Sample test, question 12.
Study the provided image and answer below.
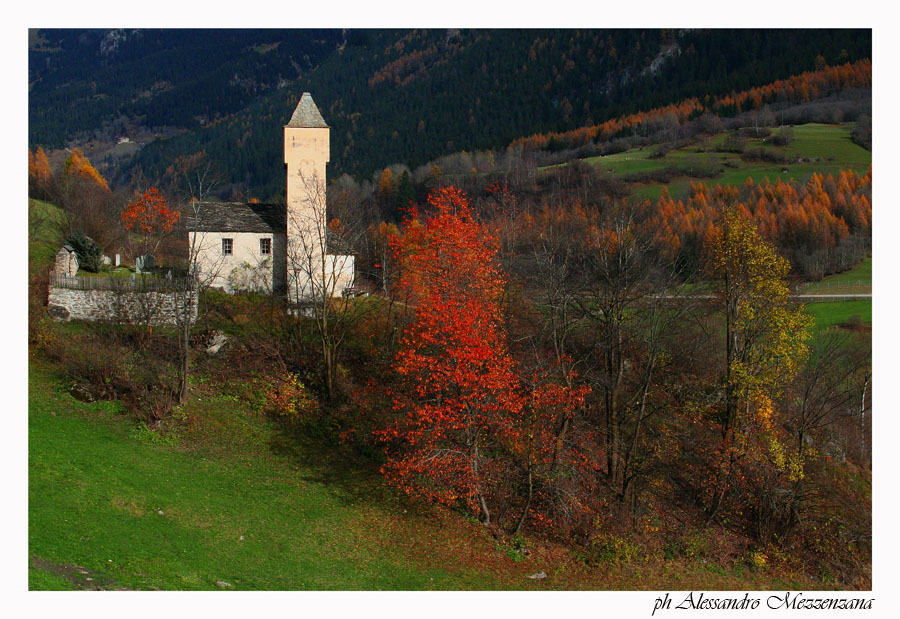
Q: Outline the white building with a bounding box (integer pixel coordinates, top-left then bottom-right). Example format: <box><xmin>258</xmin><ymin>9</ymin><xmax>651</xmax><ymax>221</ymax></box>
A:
<box><xmin>186</xmin><ymin>93</ymin><xmax>355</xmax><ymax>301</ymax></box>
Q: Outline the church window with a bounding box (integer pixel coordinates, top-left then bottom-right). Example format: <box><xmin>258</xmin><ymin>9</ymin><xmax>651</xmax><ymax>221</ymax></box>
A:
<box><xmin>222</xmin><ymin>238</ymin><xmax>233</xmax><ymax>255</ymax></box>
<box><xmin>260</xmin><ymin>238</ymin><xmax>271</xmax><ymax>255</ymax></box>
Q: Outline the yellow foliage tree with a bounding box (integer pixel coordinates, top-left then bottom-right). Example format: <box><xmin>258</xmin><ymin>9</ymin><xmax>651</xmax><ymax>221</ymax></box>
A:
<box><xmin>703</xmin><ymin>206</ymin><xmax>812</xmax><ymax>522</ymax></box>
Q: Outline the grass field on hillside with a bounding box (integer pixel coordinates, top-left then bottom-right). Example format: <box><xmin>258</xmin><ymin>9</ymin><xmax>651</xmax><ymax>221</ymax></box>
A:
<box><xmin>28</xmin><ymin>362</ymin><xmax>513</xmax><ymax>591</ymax></box>
<box><xmin>801</xmin><ymin>257</ymin><xmax>871</xmax><ymax>295</ymax></box>
<box><xmin>28</xmin><ymin>199</ymin><xmax>67</xmax><ymax>267</ymax></box>
<box><xmin>803</xmin><ymin>299</ymin><xmax>872</xmax><ymax>334</ymax></box>
<box><xmin>576</xmin><ymin>123</ymin><xmax>871</xmax><ymax>201</ymax></box>
<box><xmin>29</xmin><ymin>358</ymin><xmax>825</xmax><ymax>591</ymax></box>
<box><xmin>799</xmin><ymin>257</ymin><xmax>872</xmax><ymax>334</ymax></box>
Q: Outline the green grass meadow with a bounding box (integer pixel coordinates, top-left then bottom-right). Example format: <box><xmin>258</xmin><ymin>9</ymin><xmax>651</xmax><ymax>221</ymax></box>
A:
<box><xmin>28</xmin><ymin>198</ymin><xmax>67</xmax><ymax>266</ymax></box>
<box><xmin>28</xmin><ymin>362</ymin><xmax>511</xmax><ymax>591</ymax></box>
<box><xmin>803</xmin><ymin>299</ymin><xmax>872</xmax><ymax>335</ymax></box>
<box><xmin>577</xmin><ymin>123</ymin><xmax>871</xmax><ymax>202</ymax></box>
<box><xmin>801</xmin><ymin>257</ymin><xmax>871</xmax><ymax>295</ymax></box>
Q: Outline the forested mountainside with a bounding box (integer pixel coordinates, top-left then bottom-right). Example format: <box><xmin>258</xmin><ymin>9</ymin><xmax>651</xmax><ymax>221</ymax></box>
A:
<box><xmin>28</xmin><ymin>29</ymin><xmax>345</xmax><ymax>147</ymax></box>
<box><xmin>29</xmin><ymin>28</ymin><xmax>870</xmax><ymax>199</ymax></box>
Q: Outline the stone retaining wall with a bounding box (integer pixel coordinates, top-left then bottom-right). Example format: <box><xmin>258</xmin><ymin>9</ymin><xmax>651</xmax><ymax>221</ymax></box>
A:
<box><xmin>47</xmin><ymin>286</ymin><xmax>198</xmax><ymax>326</ymax></box>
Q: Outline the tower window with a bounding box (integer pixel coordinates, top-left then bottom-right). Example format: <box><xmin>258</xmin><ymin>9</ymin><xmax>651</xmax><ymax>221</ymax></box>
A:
<box><xmin>260</xmin><ymin>238</ymin><xmax>271</xmax><ymax>255</ymax></box>
<box><xmin>222</xmin><ymin>238</ymin><xmax>233</xmax><ymax>255</ymax></box>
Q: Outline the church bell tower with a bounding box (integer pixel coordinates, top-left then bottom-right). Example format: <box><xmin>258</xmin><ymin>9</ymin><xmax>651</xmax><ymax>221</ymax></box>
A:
<box><xmin>283</xmin><ymin>92</ymin><xmax>330</xmax><ymax>300</ymax></box>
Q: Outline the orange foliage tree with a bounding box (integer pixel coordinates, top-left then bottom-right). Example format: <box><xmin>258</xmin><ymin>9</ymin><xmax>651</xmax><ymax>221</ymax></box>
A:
<box><xmin>28</xmin><ymin>147</ymin><xmax>53</xmax><ymax>198</ymax></box>
<box><xmin>642</xmin><ymin>169</ymin><xmax>871</xmax><ymax>277</ymax></box>
<box><xmin>121</xmin><ymin>187</ymin><xmax>181</xmax><ymax>259</ymax></box>
<box><xmin>378</xmin><ymin>187</ymin><xmax>523</xmax><ymax>525</ymax></box>
<box><xmin>63</xmin><ymin>148</ymin><xmax>110</xmax><ymax>192</ymax></box>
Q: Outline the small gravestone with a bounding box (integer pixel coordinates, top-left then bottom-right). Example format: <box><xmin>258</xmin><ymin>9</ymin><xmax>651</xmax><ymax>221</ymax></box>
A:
<box><xmin>115</xmin><ymin>254</ymin><xmax>121</xmax><ymax>267</ymax></box>
<box><xmin>135</xmin><ymin>255</ymin><xmax>155</xmax><ymax>273</ymax></box>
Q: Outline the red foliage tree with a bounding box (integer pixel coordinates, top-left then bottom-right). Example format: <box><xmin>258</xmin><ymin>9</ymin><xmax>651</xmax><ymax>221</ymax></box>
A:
<box><xmin>378</xmin><ymin>187</ymin><xmax>523</xmax><ymax>525</ymax></box>
<box><xmin>121</xmin><ymin>187</ymin><xmax>180</xmax><ymax>259</ymax></box>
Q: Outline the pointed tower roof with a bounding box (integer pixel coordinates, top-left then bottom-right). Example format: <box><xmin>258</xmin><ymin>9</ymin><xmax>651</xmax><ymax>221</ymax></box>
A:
<box><xmin>285</xmin><ymin>92</ymin><xmax>328</xmax><ymax>128</ymax></box>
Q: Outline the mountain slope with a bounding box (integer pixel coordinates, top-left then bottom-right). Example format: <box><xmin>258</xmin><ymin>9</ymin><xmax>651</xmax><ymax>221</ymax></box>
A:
<box><xmin>29</xmin><ymin>28</ymin><xmax>871</xmax><ymax>198</ymax></box>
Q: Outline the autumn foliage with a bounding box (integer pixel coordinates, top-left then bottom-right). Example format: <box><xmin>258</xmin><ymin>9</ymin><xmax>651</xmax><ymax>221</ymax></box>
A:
<box><xmin>511</xmin><ymin>60</ymin><xmax>871</xmax><ymax>152</ymax></box>
<box><xmin>122</xmin><ymin>187</ymin><xmax>180</xmax><ymax>236</ymax></box>
<box><xmin>122</xmin><ymin>187</ymin><xmax>181</xmax><ymax>259</ymax></box>
<box><xmin>379</xmin><ymin>187</ymin><xmax>521</xmax><ymax>522</ymax></box>
<box><xmin>63</xmin><ymin>148</ymin><xmax>110</xmax><ymax>192</ymax></box>
<box><xmin>700</xmin><ymin>206</ymin><xmax>813</xmax><ymax>524</ymax></box>
<box><xmin>379</xmin><ymin>187</ymin><xmax>588</xmax><ymax>528</ymax></box>
<box><xmin>28</xmin><ymin>147</ymin><xmax>53</xmax><ymax>198</ymax></box>
<box><xmin>645</xmin><ymin>169</ymin><xmax>872</xmax><ymax>276</ymax></box>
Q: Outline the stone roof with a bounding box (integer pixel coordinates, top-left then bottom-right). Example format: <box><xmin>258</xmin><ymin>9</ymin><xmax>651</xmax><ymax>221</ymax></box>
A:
<box><xmin>285</xmin><ymin>92</ymin><xmax>328</xmax><ymax>129</ymax></box>
<box><xmin>185</xmin><ymin>201</ymin><xmax>354</xmax><ymax>255</ymax></box>
<box><xmin>186</xmin><ymin>202</ymin><xmax>286</xmax><ymax>233</ymax></box>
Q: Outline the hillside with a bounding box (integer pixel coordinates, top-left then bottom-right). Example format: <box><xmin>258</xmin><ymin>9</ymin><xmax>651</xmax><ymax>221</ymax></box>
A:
<box><xmin>29</xmin><ymin>28</ymin><xmax>871</xmax><ymax>198</ymax></box>
<box><xmin>27</xmin><ymin>28</ymin><xmax>873</xmax><ymax>594</ymax></box>
<box><xmin>31</xmin><ymin>358</ymin><xmax>832</xmax><ymax>591</ymax></box>
<box><xmin>27</xmin><ymin>193</ymin><xmax>872</xmax><ymax>590</ymax></box>
<box><xmin>571</xmin><ymin>122</ymin><xmax>872</xmax><ymax>201</ymax></box>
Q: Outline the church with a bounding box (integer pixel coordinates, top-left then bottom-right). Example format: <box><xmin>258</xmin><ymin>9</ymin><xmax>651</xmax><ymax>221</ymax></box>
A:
<box><xmin>186</xmin><ymin>93</ymin><xmax>355</xmax><ymax>302</ymax></box>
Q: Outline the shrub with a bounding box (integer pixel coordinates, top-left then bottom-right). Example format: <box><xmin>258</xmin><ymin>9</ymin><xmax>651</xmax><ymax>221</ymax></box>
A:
<box><xmin>28</xmin><ymin>270</ymin><xmax>56</xmax><ymax>351</ymax></box>
<box><xmin>771</xmin><ymin>126</ymin><xmax>794</xmax><ymax>147</ymax></box>
<box><xmin>261</xmin><ymin>372</ymin><xmax>320</xmax><ymax>422</ymax></box>
<box><xmin>838</xmin><ymin>314</ymin><xmax>864</xmax><ymax>331</ymax></box>
<box><xmin>747</xmin><ymin>549</ymin><xmax>768</xmax><ymax>571</ymax></box>
<box><xmin>65</xmin><ymin>231</ymin><xmax>104</xmax><ymax>273</ymax></box>
<box><xmin>585</xmin><ymin>533</ymin><xmax>642</xmax><ymax>565</ymax></box>
<box><xmin>662</xmin><ymin>529</ymin><xmax>711</xmax><ymax>560</ymax></box>
<box><xmin>718</xmin><ymin>133</ymin><xmax>747</xmax><ymax>154</ymax></box>
<box><xmin>740</xmin><ymin>147</ymin><xmax>787</xmax><ymax>164</ymax></box>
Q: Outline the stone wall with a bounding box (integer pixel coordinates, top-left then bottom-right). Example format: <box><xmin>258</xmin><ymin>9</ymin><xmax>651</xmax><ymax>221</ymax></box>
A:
<box><xmin>47</xmin><ymin>286</ymin><xmax>198</xmax><ymax>327</ymax></box>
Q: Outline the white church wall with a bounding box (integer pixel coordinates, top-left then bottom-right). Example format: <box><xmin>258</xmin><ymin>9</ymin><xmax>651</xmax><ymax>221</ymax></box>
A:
<box><xmin>190</xmin><ymin>231</ymin><xmax>285</xmax><ymax>293</ymax></box>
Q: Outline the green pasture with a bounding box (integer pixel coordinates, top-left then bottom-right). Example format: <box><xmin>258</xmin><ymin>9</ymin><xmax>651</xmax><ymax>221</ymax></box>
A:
<box><xmin>28</xmin><ymin>199</ymin><xmax>67</xmax><ymax>267</ymax></box>
<box><xmin>28</xmin><ymin>362</ymin><xmax>510</xmax><ymax>591</ymax></box>
<box><xmin>802</xmin><ymin>299</ymin><xmax>871</xmax><ymax>334</ymax></box>
<box><xmin>584</xmin><ymin>123</ymin><xmax>871</xmax><ymax>202</ymax></box>
<box><xmin>800</xmin><ymin>257</ymin><xmax>871</xmax><ymax>295</ymax></box>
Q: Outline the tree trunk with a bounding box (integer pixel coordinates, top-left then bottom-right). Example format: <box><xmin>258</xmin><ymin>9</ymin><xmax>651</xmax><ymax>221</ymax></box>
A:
<box><xmin>514</xmin><ymin>468</ymin><xmax>533</xmax><ymax>536</ymax></box>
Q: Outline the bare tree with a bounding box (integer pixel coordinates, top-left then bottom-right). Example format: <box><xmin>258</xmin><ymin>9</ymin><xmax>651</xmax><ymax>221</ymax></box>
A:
<box><xmin>168</xmin><ymin>156</ymin><xmax>223</xmax><ymax>405</ymax></box>
<box><xmin>286</xmin><ymin>172</ymin><xmax>369</xmax><ymax>400</ymax></box>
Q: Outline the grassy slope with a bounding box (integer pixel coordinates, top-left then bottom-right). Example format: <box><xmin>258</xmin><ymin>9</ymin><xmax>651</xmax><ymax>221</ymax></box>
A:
<box><xmin>798</xmin><ymin>258</ymin><xmax>872</xmax><ymax>334</ymax></box>
<box><xmin>28</xmin><ymin>362</ymin><xmax>513</xmax><ymax>590</ymax></box>
<box><xmin>29</xmin><ymin>359</ymin><xmax>824</xmax><ymax>591</ymax></box>
<box><xmin>28</xmin><ymin>198</ymin><xmax>67</xmax><ymax>267</ymax></box>
<box><xmin>804</xmin><ymin>300</ymin><xmax>872</xmax><ymax>335</ymax></box>
<box><xmin>801</xmin><ymin>257</ymin><xmax>871</xmax><ymax>295</ymax></box>
<box><xmin>579</xmin><ymin>123</ymin><xmax>871</xmax><ymax>201</ymax></box>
